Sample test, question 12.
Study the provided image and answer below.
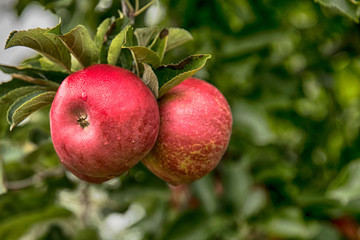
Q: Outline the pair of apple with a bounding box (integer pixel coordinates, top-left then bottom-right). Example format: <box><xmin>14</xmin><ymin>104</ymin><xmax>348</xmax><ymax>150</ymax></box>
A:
<box><xmin>50</xmin><ymin>64</ymin><xmax>232</xmax><ymax>185</ymax></box>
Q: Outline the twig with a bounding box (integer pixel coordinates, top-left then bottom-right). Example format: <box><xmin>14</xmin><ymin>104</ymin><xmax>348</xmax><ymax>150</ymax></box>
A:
<box><xmin>135</xmin><ymin>0</ymin><xmax>139</xmax><ymax>12</ymax></box>
<box><xmin>134</xmin><ymin>0</ymin><xmax>156</xmax><ymax>17</ymax></box>
<box><xmin>5</xmin><ymin>167</ymin><xmax>64</xmax><ymax>190</ymax></box>
<box><xmin>12</xmin><ymin>73</ymin><xmax>59</xmax><ymax>90</ymax></box>
<box><xmin>81</xmin><ymin>183</ymin><xmax>90</xmax><ymax>226</ymax></box>
<box><xmin>124</xmin><ymin>0</ymin><xmax>134</xmax><ymax>12</ymax></box>
<box><xmin>121</xmin><ymin>0</ymin><xmax>135</xmax><ymax>23</ymax></box>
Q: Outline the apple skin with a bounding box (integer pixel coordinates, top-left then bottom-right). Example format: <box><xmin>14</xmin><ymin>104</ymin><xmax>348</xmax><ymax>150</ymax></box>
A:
<box><xmin>50</xmin><ymin>64</ymin><xmax>159</xmax><ymax>183</ymax></box>
<box><xmin>142</xmin><ymin>77</ymin><xmax>232</xmax><ymax>185</ymax></box>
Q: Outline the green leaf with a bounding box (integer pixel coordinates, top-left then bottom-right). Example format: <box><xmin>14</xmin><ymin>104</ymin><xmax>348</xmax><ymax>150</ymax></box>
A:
<box><xmin>94</xmin><ymin>18</ymin><xmax>111</xmax><ymax>47</ymax></box>
<box><xmin>0</xmin><ymin>160</ymin><xmax>7</xmax><ymax>195</ymax></box>
<box><xmin>134</xmin><ymin>26</ymin><xmax>160</xmax><ymax>47</ymax></box>
<box><xmin>314</xmin><ymin>0</ymin><xmax>360</xmax><ymax>23</ymax></box>
<box><xmin>7</xmin><ymin>90</ymin><xmax>56</xmax><ymax>130</ymax></box>
<box><xmin>242</xmin><ymin>188</ymin><xmax>267</xmax><ymax>218</ymax></box>
<box><xmin>10</xmin><ymin>74</ymin><xmax>59</xmax><ymax>89</ymax></box>
<box><xmin>191</xmin><ymin>175</ymin><xmax>217</xmax><ymax>215</ymax></box>
<box><xmin>142</xmin><ymin>63</ymin><xmax>159</xmax><ymax>98</ymax></box>
<box><xmin>315</xmin><ymin>224</ymin><xmax>342</xmax><ymax>240</ymax></box>
<box><xmin>166</xmin><ymin>28</ymin><xmax>193</xmax><ymax>52</ymax></box>
<box><xmin>262</xmin><ymin>208</ymin><xmax>319</xmax><ymax>239</ymax></box>
<box><xmin>5</xmin><ymin>27</ymin><xmax>71</xmax><ymax>72</ymax></box>
<box><xmin>155</xmin><ymin>54</ymin><xmax>211</xmax><ymax>98</ymax></box>
<box><xmin>162</xmin><ymin>212</ymin><xmax>231</xmax><ymax>240</ymax></box>
<box><xmin>124</xmin><ymin>46</ymin><xmax>161</xmax><ymax>68</ymax></box>
<box><xmin>327</xmin><ymin>158</ymin><xmax>360</xmax><ymax>204</ymax></box>
<box><xmin>0</xmin><ymin>78</ymin><xmax>34</xmax><ymax>100</ymax></box>
<box><xmin>0</xmin><ymin>86</ymin><xmax>47</xmax><ymax>104</ymax></box>
<box><xmin>118</xmin><ymin>48</ymin><xmax>135</xmax><ymax>71</ymax></box>
<box><xmin>0</xmin><ymin>206</ymin><xmax>72</xmax><ymax>240</ymax></box>
<box><xmin>122</xmin><ymin>24</ymin><xmax>135</xmax><ymax>47</ymax></box>
<box><xmin>73</xmin><ymin>227</ymin><xmax>99</xmax><ymax>240</ymax></box>
<box><xmin>0</xmin><ymin>64</ymin><xmax>68</xmax><ymax>84</ymax></box>
<box><xmin>21</xmin><ymin>55</ymin><xmax>43</xmax><ymax>69</ymax></box>
<box><xmin>14</xmin><ymin>0</ymin><xmax>31</xmax><ymax>15</ymax></box>
<box><xmin>107</xmin><ymin>25</ymin><xmax>132</xmax><ymax>65</ymax></box>
<box><xmin>150</xmin><ymin>28</ymin><xmax>169</xmax><ymax>62</ymax></box>
<box><xmin>57</xmin><ymin>25</ymin><xmax>99</xmax><ymax>68</ymax></box>
<box><xmin>21</xmin><ymin>55</ymin><xmax>68</xmax><ymax>72</ymax></box>
<box><xmin>100</xmin><ymin>17</ymin><xmax>131</xmax><ymax>64</ymax></box>
<box><xmin>46</xmin><ymin>20</ymin><xmax>62</xmax><ymax>35</ymax></box>
<box><xmin>263</xmin><ymin>217</ymin><xmax>319</xmax><ymax>239</ymax></box>
<box><xmin>221</xmin><ymin>160</ymin><xmax>252</xmax><ymax>216</ymax></box>
<box><xmin>121</xmin><ymin>27</ymin><xmax>162</xmax><ymax>68</ymax></box>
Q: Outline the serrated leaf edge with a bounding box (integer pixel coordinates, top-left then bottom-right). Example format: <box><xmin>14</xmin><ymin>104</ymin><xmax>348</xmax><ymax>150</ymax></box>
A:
<box><xmin>95</xmin><ymin>18</ymin><xmax>111</xmax><ymax>47</ymax></box>
<box><xmin>0</xmin><ymin>86</ymin><xmax>47</xmax><ymax>103</ymax></box>
<box><xmin>314</xmin><ymin>0</ymin><xmax>359</xmax><ymax>23</ymax></box>
<box><xmin>107</xmin><ymin>25</ymin><xmax>132</xmax><ymax>65</ymax></box>
<box><xmin>58</xmin><ymin>25</ymin><xmax>99</xmax><ymax>68</ymax></box>
<box><xmin>7</xmin><ymin>90</ymin><xmax>56</xmax><ymax>130</ymax></box>
<box><xmin>166</xmin><ymin>27</ymin><xmax>194</xmax><ymax>52</ymax></box>
<box><xmin>4</xmin><ymin>30</ymin><xmax>18</xmax><ymax>49</ymax></box>
<box><xmin>134</xmin><ymin>26</ymin><xmax>161</xmax><ymax>47</ymax></box>
<box><xmin>149</xmin><ymin>28</ymin><xmax>169</xmax><ymax>62</ymax></box>
<box><xmin>5</xmin><ymin>28</ymin><xmax>72</xmax><ymax>73</ymax></box>
<box><xmin>157</xmin><ymin>54</ymin><xmax>211</xmax><ymax>98</ymax></box>
<box><xmin>142</xmin><ymin>63</ymin><xmax>159</xmax><ymax>98</ymax></box>
<box><xmin>124</xmin><ymin>46</ymin><xmax>161</xmax><ymax>68</ymax></box>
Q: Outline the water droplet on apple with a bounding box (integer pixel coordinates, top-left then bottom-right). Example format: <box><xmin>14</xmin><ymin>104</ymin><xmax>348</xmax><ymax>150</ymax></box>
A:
<box><xmin>81</xmin><ymin>91</ymin><xmax>87</xmax><ymax>101</ymax></box>
<box><xmin>104</xmin><ymin>141</ymin><xmax>109</xmax><ymax>145</ymax></box>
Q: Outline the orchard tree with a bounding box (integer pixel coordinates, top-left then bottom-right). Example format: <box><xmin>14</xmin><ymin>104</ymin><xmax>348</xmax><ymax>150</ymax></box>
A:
<box><xmin>1</xmin><ymin>0</ymin><xmax>360</xmax><ymax>240</ymax></box>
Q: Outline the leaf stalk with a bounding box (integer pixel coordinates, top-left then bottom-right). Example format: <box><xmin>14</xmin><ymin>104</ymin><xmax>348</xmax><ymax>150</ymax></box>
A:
<box><xmin>11</xmin><ymin>73</ymin><xmax>59</xmax><ymax>90</ymax></box>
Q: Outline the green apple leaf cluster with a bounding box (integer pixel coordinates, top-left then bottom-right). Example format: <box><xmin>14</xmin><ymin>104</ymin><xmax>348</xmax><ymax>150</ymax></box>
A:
<box><xmin>0</xmin><ymin>9</ymin><xmax>211</xmax><ymax>130</ymax></box>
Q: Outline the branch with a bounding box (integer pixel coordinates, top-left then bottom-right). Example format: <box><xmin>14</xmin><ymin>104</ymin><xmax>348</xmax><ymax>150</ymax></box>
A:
<box><xmin>134</xmin><ymin>0</ymin><xmax>156</xmax><ymax>17</ymax></box>
<box><xmin>349</xmin><ymin>0</ymin><xmax>360</xmax><ymax>5</ymax></box>
<box><xmin>80</xmin><ymin>183</ymin><xmax>90</xmax><ymax>226</ymax></box>
<box><xmin>5</xmin><ymin>166</ymin><xmax>64</xmax><ymax>190</ymax></box>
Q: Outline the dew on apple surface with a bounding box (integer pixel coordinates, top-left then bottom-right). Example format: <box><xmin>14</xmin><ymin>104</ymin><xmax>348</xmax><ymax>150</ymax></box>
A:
<box><xmin>81</xmin><ymin>91</ymin><xmax>87</xmax><ymax>101</ymax></box>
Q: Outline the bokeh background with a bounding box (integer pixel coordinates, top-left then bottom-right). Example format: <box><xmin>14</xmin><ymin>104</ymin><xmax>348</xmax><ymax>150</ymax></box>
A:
<box><xmin>1</xmin><ymin>0</ymin><xmax>360</xmax><ymax>239</ymax></box>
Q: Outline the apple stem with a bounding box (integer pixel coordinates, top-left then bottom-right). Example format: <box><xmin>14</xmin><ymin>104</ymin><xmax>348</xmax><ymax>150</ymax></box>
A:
<box><xmin>77</xmin><ymin>114</ymin><xmax>89</xmax><ymax>128</ymax></box>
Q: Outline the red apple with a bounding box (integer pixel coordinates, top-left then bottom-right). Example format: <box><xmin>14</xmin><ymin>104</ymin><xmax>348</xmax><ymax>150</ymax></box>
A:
<box><xmin>142</xmin><ymin>77</ymin><xmax>232</xmax><ymax>185</ymax></box>
<box><xmin>50</xmin><ymin>64</ymin><xmax>160</xmax><ymax>183</ymax></box>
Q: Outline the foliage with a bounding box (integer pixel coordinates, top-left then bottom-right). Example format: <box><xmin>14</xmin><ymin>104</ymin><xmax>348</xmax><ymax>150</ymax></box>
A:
<box><xmin>1</xmin><ymin>7</ymin><xmax>208</xmax><ymax>129</ymax></box>
<box><xmin>2</xmin><ymin>0</ymin><xmax>360</xmax><ymax>239</ymax></box>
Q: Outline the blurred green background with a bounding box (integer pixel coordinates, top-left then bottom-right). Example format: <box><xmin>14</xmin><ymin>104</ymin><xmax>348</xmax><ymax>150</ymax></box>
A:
<box><xmin>2</xmin><ymin>0</ymin><xmax>360</xmax><ymax>239</ymax></box>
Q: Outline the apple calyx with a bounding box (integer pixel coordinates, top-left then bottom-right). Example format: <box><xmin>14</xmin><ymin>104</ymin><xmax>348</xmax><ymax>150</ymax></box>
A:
<box><xmin>50</xmin><ymin>64</ymin><xmax>160</xmax><ymax>183</ymax></box>
<box><xmin>77</xmin><ymin>114</ymin><xmax>89</xmax><ymax>129</ymax></box>
<box><xmin>1</xmin><ymin>5</ymin><xmax>213</xmax><ymax>130</ymax></box>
